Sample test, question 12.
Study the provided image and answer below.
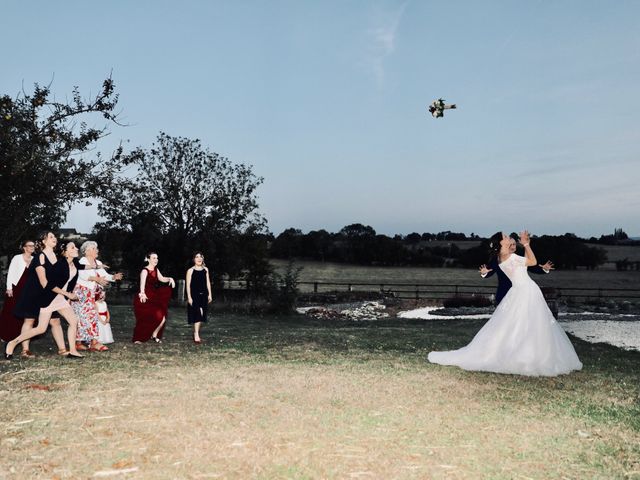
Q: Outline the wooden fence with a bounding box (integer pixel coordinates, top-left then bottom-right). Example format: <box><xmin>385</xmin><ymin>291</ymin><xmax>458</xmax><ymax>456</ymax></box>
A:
<box><xmin>222</xmin><ymin>279</ymin><xmax>640</xmax><ymax>302</ymax></box>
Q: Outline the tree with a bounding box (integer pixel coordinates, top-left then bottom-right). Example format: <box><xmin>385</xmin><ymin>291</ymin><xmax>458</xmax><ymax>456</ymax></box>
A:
<box><xmin>337</xmin><ymin>224</ymin><xmax>377</xmax><ymax>264</ymax></box>
<box><xmin>98</xmin><ymin>132</ymin><xmax>266</xmax><ymax>278</ymax></box>
<box><xmin>0</xmin><ymin>77</ymin><xmax>121</xmax><ymax>255</ymax></box>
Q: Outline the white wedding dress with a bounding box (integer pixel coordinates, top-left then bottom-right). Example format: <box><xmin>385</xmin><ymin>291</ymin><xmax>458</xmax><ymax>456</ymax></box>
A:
<box><xmin>428</xmin><ymin>253</ymin><xmax>583</xmax><ymax>376</ymax></box>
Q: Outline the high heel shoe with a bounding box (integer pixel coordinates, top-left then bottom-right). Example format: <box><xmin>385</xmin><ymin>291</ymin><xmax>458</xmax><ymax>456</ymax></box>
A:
<box><xmin>4</xmin><ymin>341</ymin><xmax>16</xmax><ymax>360</ymax></box>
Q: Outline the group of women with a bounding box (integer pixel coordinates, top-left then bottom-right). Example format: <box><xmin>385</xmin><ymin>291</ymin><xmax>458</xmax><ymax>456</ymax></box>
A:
<box><xmin>2</xmin><ymin>231</ymin><xmax>213</xmax><ymax>360</ymax></box>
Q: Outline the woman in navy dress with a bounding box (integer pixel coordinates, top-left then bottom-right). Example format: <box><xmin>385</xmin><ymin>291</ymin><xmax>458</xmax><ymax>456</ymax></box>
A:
<box><xmin>185</xmin><ymin>252</ymin><xmax>212</xmax><ymax>344</ymax></box>
<box><xmin>12</xmin><ymin>231</ymin><xmax>67</xmax><ymax>356</ymax></box>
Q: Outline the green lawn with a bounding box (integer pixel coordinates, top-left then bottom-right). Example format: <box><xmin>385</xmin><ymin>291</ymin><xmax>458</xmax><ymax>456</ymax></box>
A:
<box><xmin>1</xmin><ymin>306</ymin><xmax>639</xmax><ymax>479</ymax></box>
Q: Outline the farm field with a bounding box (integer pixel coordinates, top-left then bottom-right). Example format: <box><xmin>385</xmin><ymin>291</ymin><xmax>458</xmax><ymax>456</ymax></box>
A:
<box><xmin>271</xmin><ymin>259</ymin><xmax>640</xmax><ymax>291</ymax></box>
<box><xmin>0</xmin><ymin>307</ymin><xmax>639</xmax><ymax>479</ymax></box>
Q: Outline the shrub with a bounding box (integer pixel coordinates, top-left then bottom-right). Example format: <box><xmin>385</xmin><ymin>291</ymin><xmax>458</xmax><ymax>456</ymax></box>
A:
<box><xmin>442</xmin><ymin>295</ymin><xmax>493</xmax><ymax>308</ymax></box>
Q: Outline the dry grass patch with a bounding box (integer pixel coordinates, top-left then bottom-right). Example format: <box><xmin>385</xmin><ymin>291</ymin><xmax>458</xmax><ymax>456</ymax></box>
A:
<box><xmin>1</xmin><ymin>308</ymin><xmax>639</xmax><ymax>479</ymax></box>
<box><xmin>1</xmin><ymin>357</ymin><xmax>639</xmax><ymax>479</ymax></box>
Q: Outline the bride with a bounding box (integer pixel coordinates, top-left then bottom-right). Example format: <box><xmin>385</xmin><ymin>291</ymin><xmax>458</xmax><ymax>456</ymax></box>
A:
<box><xmin>428</xmin><ymin>231</ymin><xmax>582</xmax><ymax>376</ymax></box>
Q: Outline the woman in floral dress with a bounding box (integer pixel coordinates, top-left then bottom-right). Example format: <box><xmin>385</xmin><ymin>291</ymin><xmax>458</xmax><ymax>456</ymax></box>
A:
<box><xmin>72</xmin><ymin>241</ymin><xmax>123</xmax><ymax>352</ymax></box>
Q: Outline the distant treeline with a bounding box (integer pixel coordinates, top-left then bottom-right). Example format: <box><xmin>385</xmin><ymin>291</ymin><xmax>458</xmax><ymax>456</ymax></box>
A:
<box><xmin>269</xmin><ymin>224</ymin><xmax>618</xmax><ymax>269</ymax></box>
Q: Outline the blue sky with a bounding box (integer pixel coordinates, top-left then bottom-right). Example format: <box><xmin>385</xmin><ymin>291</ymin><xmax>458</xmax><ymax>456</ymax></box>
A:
<box><xmin>3</xmin><ymin>1</ymin><xmax>639</xmax><ymax>237</ymax></box>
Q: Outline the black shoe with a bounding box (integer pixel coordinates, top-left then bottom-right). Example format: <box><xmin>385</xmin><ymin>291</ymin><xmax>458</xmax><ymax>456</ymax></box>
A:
<box><xmin>66</xmin><ymin>353</ymin><xmax>84</xmax><ymax>359</ymax></box>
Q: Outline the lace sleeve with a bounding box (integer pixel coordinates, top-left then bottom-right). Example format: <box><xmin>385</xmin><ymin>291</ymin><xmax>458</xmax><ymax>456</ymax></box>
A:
<box><xmin>512</xmin><ymin>254</ymin><xmax>527</xmax><ymax>266</ymax></box>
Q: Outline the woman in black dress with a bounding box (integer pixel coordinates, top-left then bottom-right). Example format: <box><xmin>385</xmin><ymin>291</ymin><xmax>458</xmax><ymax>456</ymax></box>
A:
<box><xmin>185</xmin><ymin>252</ymin><xmax>212</xmax><ymax>344</ymax></box>
<box><xmin>12</xmin><ymin>231</ymin><xmax>67</xmax><ymax>356</ymax></box>
<box><xmin>6</xmin><ymin>240</ymin><xmax>86</xmax><ymax>359</ymax></box>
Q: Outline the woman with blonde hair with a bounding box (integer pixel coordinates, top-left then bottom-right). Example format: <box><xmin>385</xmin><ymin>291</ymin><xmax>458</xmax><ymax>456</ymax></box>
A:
<box><xmin>72</xmin><ymin>241</ymin><xmax>123</xmax><ymax>352</ymax></box>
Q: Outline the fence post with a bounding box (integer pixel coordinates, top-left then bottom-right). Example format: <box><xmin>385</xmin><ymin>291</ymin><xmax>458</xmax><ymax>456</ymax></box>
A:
<box><xmin>314</xmin><ymin>282</ymin><xmax>318</xmax><ymax>293</ymax></box>
<box><xmin>177</xmin><ymin>279</ymin><xmax>185</xmax><ymax>303</ymax></box>
<box><xmin>348</xmin><ymin>284</ymin><xmax>352</xmax><ymax>292</ymax></box>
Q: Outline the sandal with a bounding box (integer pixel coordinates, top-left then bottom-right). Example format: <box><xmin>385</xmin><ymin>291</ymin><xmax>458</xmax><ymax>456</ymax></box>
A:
<box><xmin>20</xmin><ymin>350</ymin><xmax>36</xmax><ymax>358</ymax></box>
<box><xmin>66</xmin><ymin>352</ymin><xmax>84</xmax><ymax>359</ymax></box>
<box><xmin>89</xmin><ymin>342</ymin><xmax>109</xmax><ymax>352</ymax></box>
<box><xmin>57</xmin><ymin>349</ymin><xmax>70</xmax><ymax>356</ymax></box>
<box><xmin>75</xmin><ymin>342</ymin><xmax>88</xmax><ymax>351</ymax></box>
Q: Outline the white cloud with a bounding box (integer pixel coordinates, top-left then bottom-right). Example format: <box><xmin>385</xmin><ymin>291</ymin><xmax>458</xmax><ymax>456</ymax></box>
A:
<box><xmin>362</xmin><ymin>2</ymin><xmax>408</xmax><ymax>87</ymax></box>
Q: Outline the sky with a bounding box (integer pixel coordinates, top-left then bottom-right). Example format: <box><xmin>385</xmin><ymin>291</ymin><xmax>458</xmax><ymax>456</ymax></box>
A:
<box><xmin>3</xmin><ymin>0</ymin><xmax>639</xmax><ymax>238</ymax></box>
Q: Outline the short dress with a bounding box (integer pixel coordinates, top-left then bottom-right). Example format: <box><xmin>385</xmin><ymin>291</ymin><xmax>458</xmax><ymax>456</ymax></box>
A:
<box><xmin>40</xmin><ymin>263</ymin><xmax>76</xmax><ymax>314</ymax></box>
<box><xmin>13</xmin><ymin>253</ymin><xmax>55</xmax><ymax>319</ymax></box>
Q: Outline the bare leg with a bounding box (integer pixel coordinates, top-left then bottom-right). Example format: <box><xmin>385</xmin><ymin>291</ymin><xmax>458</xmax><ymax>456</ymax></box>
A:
<box><xmin>194</xmin><ymin>321</ymin><xmax>202</xmax><ymax>342</ymax></box>
<box><xmin>19</xmin><ymin>318</ymin><xmax>35</xmax><ymax>352</ymax></box>
<box><xmin>50</xmin><ymin>317</ymin><xmax>67</xmax><ymax>352</ymax></box>
<box><xmin>57</xmin><ymin>308</ymin><xmax>83</xmax><ymax>356</ymax></box>
<box><xmin>152</xmin><ymin>317</ymin><xmax>166</xmax><ymax>339</ymax></box>
<box><xmin>5</xmin><ymin>312</ymin><xmax>53</xmax><ymax>356</ymax></box>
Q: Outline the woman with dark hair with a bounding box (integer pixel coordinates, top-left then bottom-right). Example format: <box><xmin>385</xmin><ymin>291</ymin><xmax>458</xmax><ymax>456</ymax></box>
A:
<box><xmin>479</xmin><ymin>233</ymin><xmax>553</xmax><ymax>306</ymax></box>
<box><xmin>0</xmin><ymin>240</ymin><xmax>35</xmax><ymax>350</ymax></box>
<box><xmin>428</xmin><ymin>230</ymin><xmax>582</xmax><ymax>377</ymax></box>
<box><xmin>5</xmin><ymin>240</ymin><xmax>87</xmax><ymax>359</ymax></box>
<box><xmin>185</xmin><ymin>252</ymin><xmax>212</xmax><ymax>344</ymax></box>
<box><xmin>11</xmin><ymin>231</ymin><xmax>67</xmax><ymax>357</ymax></box>
<box><xmin>132</xmin><ymin>252</ymin><xmax>175</xmax><ymax>344</ymax></box>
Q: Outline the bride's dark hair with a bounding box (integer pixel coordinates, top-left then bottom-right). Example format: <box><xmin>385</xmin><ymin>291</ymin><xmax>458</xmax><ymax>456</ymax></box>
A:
<box><xmin>488</xmin><ymin>231</ymin><xmax>503</xmax><ymax>262</ymax></box>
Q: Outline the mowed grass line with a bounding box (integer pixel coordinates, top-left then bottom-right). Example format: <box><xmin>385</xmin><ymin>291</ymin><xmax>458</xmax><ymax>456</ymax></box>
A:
<box><xmin>0</xmin><ymin>306</ymin><xmax>638</xmax><ymax>479</ymax></box>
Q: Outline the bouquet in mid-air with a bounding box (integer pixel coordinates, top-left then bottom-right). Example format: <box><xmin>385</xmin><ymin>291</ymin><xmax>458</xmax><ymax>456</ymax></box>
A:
<box><xmin>428</xmin><ymin>98</ymin><xmax>457</xmax><ymax>118</ymax></box>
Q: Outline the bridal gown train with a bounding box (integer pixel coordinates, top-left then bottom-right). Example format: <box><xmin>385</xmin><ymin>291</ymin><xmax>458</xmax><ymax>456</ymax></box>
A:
<box><xmin>428</xmin><ymin>253</ymin><xmax>582</xmax><ymax>376</ymax></box>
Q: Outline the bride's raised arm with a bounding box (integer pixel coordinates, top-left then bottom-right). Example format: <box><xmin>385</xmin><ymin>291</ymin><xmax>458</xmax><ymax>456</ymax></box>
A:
<box><xmin>519</xmin><ymin>230</ymin><xmax>537</xmax><ymax>267</ymax></box>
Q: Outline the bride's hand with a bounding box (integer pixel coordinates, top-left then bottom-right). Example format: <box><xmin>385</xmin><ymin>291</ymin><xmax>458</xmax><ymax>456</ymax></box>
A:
<box><xmin>519</xmin><ymin>230</ymin><xmax>531</xmax><ymax>246</ymax></box>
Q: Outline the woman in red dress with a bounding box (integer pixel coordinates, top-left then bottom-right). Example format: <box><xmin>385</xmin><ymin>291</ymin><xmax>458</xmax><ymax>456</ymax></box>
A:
<box><xmin>0</xmin><ymin>240</ymin><xmax>35</xmax><ymax>351</ymax></box>
<box><xmin>132</xmin><ymin>252</ymin><xmax>175</xmax><ymax>343</ymax></box>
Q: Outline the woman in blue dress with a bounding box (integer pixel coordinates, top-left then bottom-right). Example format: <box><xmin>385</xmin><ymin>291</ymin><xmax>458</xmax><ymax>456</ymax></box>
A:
<box><xmin>185</xmin><ymin>252</ymin><xmax>212</xmax><ymax>344</ymax></box>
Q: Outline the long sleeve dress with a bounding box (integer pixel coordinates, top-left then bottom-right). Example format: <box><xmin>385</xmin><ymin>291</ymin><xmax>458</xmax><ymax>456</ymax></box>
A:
<box><xmin>0</xmin><ymin>254</ymin><xmax>32</xmax><ymax>341</ymax></box>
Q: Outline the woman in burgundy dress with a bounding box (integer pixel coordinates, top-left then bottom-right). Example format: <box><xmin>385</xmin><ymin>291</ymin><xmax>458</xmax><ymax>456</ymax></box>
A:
<box><xmin>0</xmin><ymin>240</ymin><xmax>35</xmax><ymax>353</ymax></box>
<box><xmin>132</xmin><ymin>252</ymin><xmax>175</xmax><ymax>343</ymax></box>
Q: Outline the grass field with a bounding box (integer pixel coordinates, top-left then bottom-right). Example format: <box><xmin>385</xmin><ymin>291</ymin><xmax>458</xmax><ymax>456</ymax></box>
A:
<box><xmin>271</xmin><ymin>259</ymin><xmax>640</xmax><ymax>291</ymax></box>
<box><xmin>1</xmin><ymin>306</ymin><xmax>639</xmax><ymax>479</ymax></box>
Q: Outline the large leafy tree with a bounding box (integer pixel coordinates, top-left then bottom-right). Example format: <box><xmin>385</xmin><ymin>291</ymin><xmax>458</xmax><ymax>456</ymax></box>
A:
<box><xmin>98</xmin><ymin>132</ymin><xmax>267</xmax><ymax>280</ymax></box>
<box><xmin>0</xmin><ymin>77</ymin><xmax>121</xmax><ymax>255</ymax></box>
